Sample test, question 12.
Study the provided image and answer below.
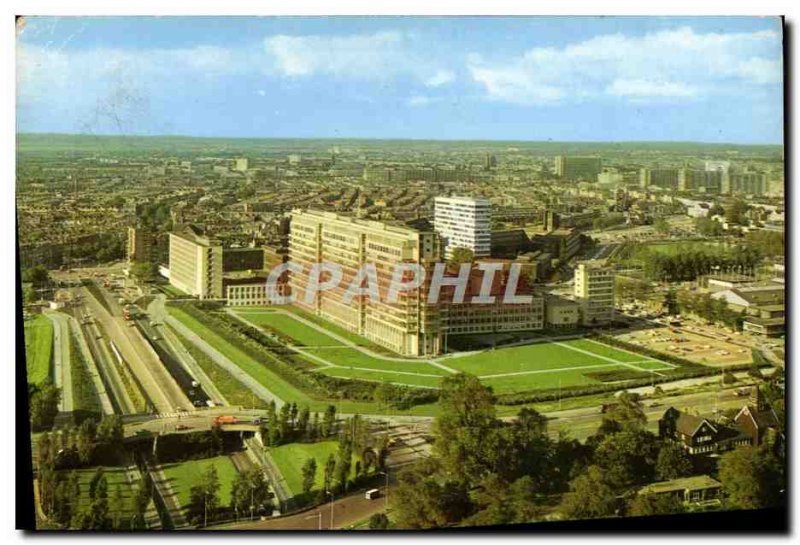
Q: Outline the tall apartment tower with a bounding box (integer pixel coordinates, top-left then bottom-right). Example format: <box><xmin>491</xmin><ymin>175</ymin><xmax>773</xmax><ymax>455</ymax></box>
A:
<box><xmin>433</xmin><ymin>196</ymin><xmax>491</xmax><ymax>260</ymax></box>
<box><xmin>574</xmin><ymin>261</ymin><xmax>615</xmax><ymax>326</ymax></box>
<box><xmin>127</xmin><ymin>226</ymin><xmax>156</xmax><ymax>264</ymax></box>
<box><xmin>289</xmin><ymin>210</ymin><xmax>443</xmax><ymax>356</ymax></box>
<box><xmin>168</xmin><ymin>225</ymin><xmax>223</xmax><ymax>299</ymax></box>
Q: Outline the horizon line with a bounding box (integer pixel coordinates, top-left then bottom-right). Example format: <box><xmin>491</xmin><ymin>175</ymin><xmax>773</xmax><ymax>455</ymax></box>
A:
<box><xmin>16</xmin><ymin>131</ymin><xmax>784</xmax><ymax>148</ymax></box>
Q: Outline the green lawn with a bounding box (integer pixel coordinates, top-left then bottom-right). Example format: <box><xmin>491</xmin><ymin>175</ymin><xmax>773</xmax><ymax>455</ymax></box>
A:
<box><xmin>161</xmin><ymin>456</ymin><xmax>239</xmax><ymax>510</ymax></box>
<box><xmin>169</xmin><ymin>307</ymin><xmax>316</xmax><ymax>405</ymax></box>
<box><xmin>165</xmin><ymin>324</ymin><xmax>272</xmax><ymax>410</ymax></box>
<box><xmin>60</xmin><ymin>466</ymin><xmax>137</xmax><ymax>521</ymax></box>
<box><xmin>270</xmin><ymin>441</ymin><xmax>358</xmax><ymax>497</ymax></box>
<box><xmin>24</xmin><ymin>314</ymin><xmax>53</xmax><ymax>385</ymax></box>
<box><xmin>237</xmin><ymin>312</ymin><xmax>345</xmax><ymax>347</ymax></box>
<box><xmin>318</xmin><ymin>366</ymin><xmax>444</xmax><ymax>388</ymax></box>
<box><xmin>444</xmin><ymin>340</ymin><xmax>612</xmax><ymax>375</ymax></box>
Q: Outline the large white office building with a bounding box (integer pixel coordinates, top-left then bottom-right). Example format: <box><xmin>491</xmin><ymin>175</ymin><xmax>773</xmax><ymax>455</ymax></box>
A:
<box><xmin>434</xmin><ymin>196</ymin><xmax>491</xmax><ymax>259</ymax></box>
<box><xmin>574</xmin><ymin>260</ymin><xmax>616</xmax><ymax>326</ymax></box>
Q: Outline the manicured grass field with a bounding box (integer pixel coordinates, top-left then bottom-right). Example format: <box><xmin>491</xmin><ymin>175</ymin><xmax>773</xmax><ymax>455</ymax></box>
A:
<box><xmin>59</xmin><ymin>466</ymin><xmax>137</xmax><ymax>519</ymax></box>
<box><xmin>237</xmin><ymin>312</ymin><xmax>345</xmax><ymax>347</ymax></box>
<box><xmin>302</xmin><ymin>347</ymin><xmax>450</xmax><ymax>375</ymax></box>
<box><xmin>169</xmin><ymin>307</ymin><xmax>317</xmax><ymax>405</ymax></box>
<box><xmin>270</xmin><ymin>441</ymin><xmax>358</xmax><ymax>497</ymax></box>
<box><xmin>318</xmin><ymin>366</ymin><xmax>444</xmax><ymax>389</ymax></box>
<box><xmin>161</xmin><ymin>456</ymin><xmax>239</xmax><ymax>510</ymax></box>
<box><xmin>24</xmin><ymin>314</ymin><xmax>53</xmax><ymax>385</ymax></box>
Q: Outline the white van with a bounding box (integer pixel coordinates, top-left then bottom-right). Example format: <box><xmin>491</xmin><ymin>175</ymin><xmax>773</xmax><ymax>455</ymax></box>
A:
<box><xmin>365</xmin><ymin>489</ymin><xmax>380</xmax><ymax>500</ymax></box>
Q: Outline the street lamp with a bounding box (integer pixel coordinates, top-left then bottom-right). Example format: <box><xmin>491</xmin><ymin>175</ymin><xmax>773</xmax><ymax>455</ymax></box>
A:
<box><xmin>325</xmin><ymin>489</ymin><xmax>334</xmax><ymax>529</ymax></box>
<box><xmin>378</xmin><ymin>470</ymin><xmax>389</xmax><ymax>512</ymax></box>
<box><xmin>305</xmin><ymin>511</ymin><xmax>322</xmax><ymax>530</ymax></box>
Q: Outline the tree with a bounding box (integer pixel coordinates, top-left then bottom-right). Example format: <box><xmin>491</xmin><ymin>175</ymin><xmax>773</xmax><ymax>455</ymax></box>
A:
<box><xmin>368</xmin><ymin>512</ymin><xmax>390</xmax><ymax>529</ymax></box>
<box><xmin>129</xmin><ymin>261</ymin><xmax>158</xmax><ymax>283</ymax></box>
<box><xmin>605</xmin><ymin>391</ymin><xmax>647</xmax><ymax>432</ymax></box>
<box><xmin>323</xmin><ymin>454</ymin><xmax>336</xmax><ymax>494</ymax></box>
<box><xmin>23</xmin><ymin>265</ymin><xmax>51</xmax><ymax>289</ymax></box>
<box><xmin>653</xmin><ymin>217</ymin><xmax>670</xmax><ymax>235</ymax></box>
<box><xmin>628</xmin><ymin>493</ymin><xmax>685</xmax><ymax>517</ymax></box>
<box><xmin>718</xmin><ymin>446</ymin><xmax>783</xmax><ymax>510</ymax></box>
<box><xmin>448</xmin><ymin>247</ymin><xmax>474</xmax><ymax>267</ymax></box>
<box><xmin>725</xmin><ymin>199</ymin><xmax>749</xmax><ymax>225</ymax></box>
<box><xmin>559</xmin><ymin>465</ymin><xmax>618</xmax><ymax>520</ymax></box>
<box><xmin>594</xmin><ymin>429</ymin><xmax>659</xmax><ymax>489</ymax></box>
<box><xmin>663</xmin><ymin>289</ymin><xmax>680</xmax><ymax>316</ymax></box>
<box><xmin>29</xmin><ymin>383</ymin><xmax>61</xmax><ymax>432</ymax></box>
<box><xmin>433</xmin><ymin>373</ymin><xmax>498</xmax><ymax>484</ymax></box>
<box><xmin>322</xmin><ymin>405</ymin><xmax>336</xmax><ymax>437</ymax></box>
<box><xmin>655</xmin><ymin>441</ymin><xmax>694</xmax><ymax>481</ymax></box>
<box><xmin>187</xmin><ymin>464</ymin><xmax>221</xmax><ymax>526</ymax></box>
<box><xmin>392</xmin><ymin>459</ymin><xmax>472</xmax><ymax>529</ymax></box>
<box><xmin>301</xmin><ymin>458</ymin><xmax>317</xmax><ymax>496</ymax></box>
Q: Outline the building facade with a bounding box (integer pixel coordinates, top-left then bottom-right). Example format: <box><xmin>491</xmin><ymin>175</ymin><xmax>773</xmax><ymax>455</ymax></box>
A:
<box><xmin>289</xmin><ymin>209</ymin><xmax>443</xmax><ymax>356</ymax></box>
<box><xmin>554</xmin><ymin>155</ymin><xmax>602</xmax><ymax>181</ymax></box>
<box><xmin>574</xmin><ymin>261</ymin><xmax>615</xmax><ymax>326</ymax></box>
<box><xmin>168</xmin><ymin>226</ymin><xmax>223</xmax><ymax>299</ymax></box>
<box><xmin>127</xmin><ymin>226</ymin><xmax>156</xmax><ymax>264</ymax></box>
<box><xmin>434</xmin><ymin>196</ymin><xmax>492</xmax><ymax>259</ymax></box>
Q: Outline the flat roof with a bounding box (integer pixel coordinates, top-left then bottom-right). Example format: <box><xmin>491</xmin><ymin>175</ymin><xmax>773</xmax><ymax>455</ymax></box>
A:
<box><xmin>638</xmin><ymin>475</ymin><xmax>722</xmax><ymax>495</ymax></box>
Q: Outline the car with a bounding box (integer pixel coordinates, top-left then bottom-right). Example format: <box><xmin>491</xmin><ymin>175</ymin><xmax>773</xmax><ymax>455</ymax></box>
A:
<box><xmin>175</xmin><ymin>424</ymin><xmax>190</xmax><ymax>431</ymax></box>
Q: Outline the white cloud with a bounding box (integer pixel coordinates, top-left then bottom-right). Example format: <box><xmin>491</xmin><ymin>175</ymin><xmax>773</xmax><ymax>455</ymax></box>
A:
<box><xmin>263</xmin><ymin>30</ymin><xmax>454</xmax><ymax>85</ymax></box>
<box><xmin>468</xmin><ymin>26</ymin><xmax>782</xmax><ymax>105</ymax></box>
<box><xmin>408</xmin><ymin>95</ymin><xmax>442</xmax><ymax>107</ymax></box>
<box><xmin>606</xmin><ymin>79</ymin><xmax>699</xmax><ymax>99</ymax></box>
<box><xmin>264</xmin><ymin>31</ymin><xmax>405</xmax><ymax>78</ymax></box>
<box><xmin>425</xmin><ymin>69</ymin><xmax>455</xmax><ymax>87</ymax></box>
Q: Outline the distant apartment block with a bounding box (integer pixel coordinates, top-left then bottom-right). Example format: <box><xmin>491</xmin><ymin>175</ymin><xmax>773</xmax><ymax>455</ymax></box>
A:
<box><xmin>574</xmin><ymin>261</ymin><xmax>615</xmax><ymax>326</ymax></box>
<box><xmin>554</xmin><ymin>155</ymin><xmax>602</xmax><ymax>181</ymax></box>
<box><xmin>168</xmin><ymin>225</ymin><xmax>223</xmax><ymax>299</ymax></box>
<box><xmin>639</xmin><ymin>168</ymin><xmax>681</xmax><ymax>190</ymax></box>
<box><xmin>704</xmin><ymin>160</ymin><xmax>730</xmax><ymax>173</ymax></box>
<box><xmin>726</xmin><ymin>172</ymin><xmax>768</xmax><ymax>195</ymax></box>
<box><xmin>678</xmin><ymin>169</ymin><xmax>723</xmax><ymax>193</ymax></box>
<box><xmin>434</xmin><ymin>196</ymin><xmax>492</xmax><ymax>259</ymax></box>
<box><xmin>126</xmin><ymin>226</ymin><xmax>156</xmax><ymax>264</ymax></box>
<box><xmin>289</xmin><ymin>209</ymin><xmax>442</xmax><ymax>356</ymax></box>
<box><xmin>234</xmin><ymin>157</ymin><xmax>249</xmax><ymax>172</ymax></box>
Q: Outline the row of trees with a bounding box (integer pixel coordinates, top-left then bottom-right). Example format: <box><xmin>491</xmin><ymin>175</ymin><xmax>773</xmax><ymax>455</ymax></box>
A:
<box><xmin>260</xmin><ymin>401</ymin><xmax>338</xmax><ymax>447</ymax></box>
<box><xmin>672</xmin><ymin>290</ymin><xmax>747</xmax><ymax>331</ymax></box>
<box><xmin>641</xmin><ymin>245</ymin><xmax>762</xmax><ymax>282</ymax></box>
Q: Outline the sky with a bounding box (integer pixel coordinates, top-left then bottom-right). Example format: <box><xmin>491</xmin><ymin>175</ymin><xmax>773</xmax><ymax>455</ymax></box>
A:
<box><xmin>16</xmin><ymin>16</ymin><xmax>784</xmax><ymax>144</ymax></box>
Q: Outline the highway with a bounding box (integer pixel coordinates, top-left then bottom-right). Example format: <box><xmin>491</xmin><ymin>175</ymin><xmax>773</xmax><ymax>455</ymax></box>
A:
<box><xmin>75</xmin><ymin>289</ymin><xmax>137</xmax><ymax>414</ymax></box>
<box><xmin>81</xmin><ymin>282</ymin><xmax>191</xmax><ymax>413</ymax></box>
<box><xmin>67</xmin><ymin>313</ymin><xmax>115</xmax><ymax>415</ymax></box>
<box><xmin>148</xmin><ymin>296</ymin><xmax>284</xmax><ymax>408</ymax></box>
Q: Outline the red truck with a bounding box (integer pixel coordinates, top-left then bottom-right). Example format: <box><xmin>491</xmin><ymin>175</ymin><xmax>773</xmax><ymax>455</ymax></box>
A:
<box><xmin>214</xmin><ymin>415</ymin><xmax>239</xmax><ymax>426</ymax></box>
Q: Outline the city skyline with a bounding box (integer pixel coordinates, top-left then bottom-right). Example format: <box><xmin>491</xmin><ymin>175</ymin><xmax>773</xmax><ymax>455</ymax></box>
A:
<box><xmin>16</xmin><ymin>16</ymin><xmax>784</xmax><ymax>144</ymax></box>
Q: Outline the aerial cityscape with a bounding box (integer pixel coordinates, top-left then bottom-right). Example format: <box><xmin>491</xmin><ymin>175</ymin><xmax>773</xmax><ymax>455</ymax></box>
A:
<box><xmin>17</xmin><ymin>16</ymin><xmax>785</xmax><ymax>532</ymax></box>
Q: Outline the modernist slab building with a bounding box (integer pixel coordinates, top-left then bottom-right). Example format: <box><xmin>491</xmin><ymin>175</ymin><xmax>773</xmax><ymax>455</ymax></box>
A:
<box><xmin>289</xmin><ymin>209</ymin><xmax>443</xmax><ymax>356</ymax></box>
<box><xmin>574</xmin><ymin>260</ymin><xmax>616</xmax><ymax>326</ymax></box>
<box><xmin>168</xmin><ymin>225</ymin><xmax>223</xmax><ymax>299</ymax></box>
<box><xmin>433</xmin><ymin>196</ymin><xmax>492</xmax><ymax>260</ymax></box>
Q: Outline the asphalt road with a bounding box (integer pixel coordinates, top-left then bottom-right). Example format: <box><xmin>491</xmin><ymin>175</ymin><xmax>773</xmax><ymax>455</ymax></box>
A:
<box><xmin>221</xmin><ymin>486</ymin><xmax>391</xmax><ymax>530</ymax></box>
<box><xmin>82</xmin><ymin>283</ymin><xmax>191</xmax><ymax>413</ymax></box>
<box><xmin>44</xmin><ymin>311</ymin><xmax>73</xmax><ymax>412</ymax></box>
<box><xmin>75</xmin><ymin>290</ymin><xmax>137</xmax><ymax>414</ymax></box>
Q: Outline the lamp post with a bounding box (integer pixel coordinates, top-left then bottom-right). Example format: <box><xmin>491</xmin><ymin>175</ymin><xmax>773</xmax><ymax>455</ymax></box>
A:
<box><xmin>305</xmin><ymin>511</ymin><xmax>322</xmax><ymax>530</ymax></box>
<box><xmin>325</xmin><ymin>489</ymin><xmax>334</xmax><ymax>529</ymax></box>
<box><xmin>378</xmin><ymin>470</ymin><xmax>389</xmax><ymax>512</ymax></box>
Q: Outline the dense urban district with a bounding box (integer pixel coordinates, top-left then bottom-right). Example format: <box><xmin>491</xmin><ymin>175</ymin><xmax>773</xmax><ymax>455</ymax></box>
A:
<box><xmin>19</xmin><ymin>134</ymin><xmax>785</xmax><ymax>530</ymax></box>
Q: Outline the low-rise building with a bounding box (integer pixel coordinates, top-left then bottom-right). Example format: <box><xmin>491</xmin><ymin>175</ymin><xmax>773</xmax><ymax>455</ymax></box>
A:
<box><xmin>545</xmin><ymin>295</ymin><xmax>580</xmax><ymax>328</ymax></box>
<box><xmin>636</xmin><ymin>475</ymin><xmax>722</xmax><ymax>507</ymax></box>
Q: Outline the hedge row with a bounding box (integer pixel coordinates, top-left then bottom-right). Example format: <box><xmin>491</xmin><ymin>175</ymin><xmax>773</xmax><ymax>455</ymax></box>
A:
<box><xmin>170</xmin><ymin>302</ymin><xmax>438</xmax><ymax>408</ymax></box>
